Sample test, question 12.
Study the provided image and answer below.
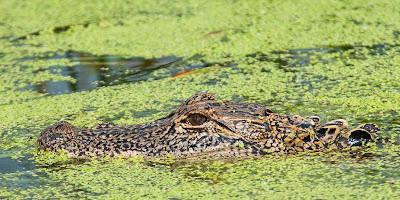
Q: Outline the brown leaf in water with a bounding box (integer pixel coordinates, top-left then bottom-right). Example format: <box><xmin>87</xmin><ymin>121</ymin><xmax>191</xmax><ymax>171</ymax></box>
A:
<box><xmin>172</xmin><ymin>69</ymin><xmax>195</xmax><ymax>77</ymax></box>
<box><xmin>203</xmin><ymin>30</ymin><xmax>223</xmax><ymax>37</ymax></box>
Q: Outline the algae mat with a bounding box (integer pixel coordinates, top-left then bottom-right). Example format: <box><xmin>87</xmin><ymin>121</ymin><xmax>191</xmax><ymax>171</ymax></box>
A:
<box><xmin>1</xmin><ymin>0</ymin><xmax>400</xmax><ymax>199</ymax></box>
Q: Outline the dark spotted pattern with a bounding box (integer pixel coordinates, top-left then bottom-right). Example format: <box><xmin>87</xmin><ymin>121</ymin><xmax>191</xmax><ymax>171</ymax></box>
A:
<box><xmin>38</xmin><ymin>93</ymin><xmax>380</xmax><ymax>159</ymax></box>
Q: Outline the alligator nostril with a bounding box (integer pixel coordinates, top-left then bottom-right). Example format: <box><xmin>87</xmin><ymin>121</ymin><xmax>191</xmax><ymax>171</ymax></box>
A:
<box><xmin>309</xmin><ymin>116</ymin><xmax>321</xmax><ymax>123</ymax></box>
<box><xmin>265</xmin><ymin>107</ymin><xmax>274</xmax><ymax>114</ymax></box>
<box><xmin>328</xmin><ymin>128</ymin><xmax>337</xmax><ymax>135</ymax></box>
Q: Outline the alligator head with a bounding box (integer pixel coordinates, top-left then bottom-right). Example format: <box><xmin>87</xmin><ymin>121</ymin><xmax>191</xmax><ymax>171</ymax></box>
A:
<box><xmin>38</xmin><ymin>93</ymin><xmax>379</xmax><ymax>159</ymax></box>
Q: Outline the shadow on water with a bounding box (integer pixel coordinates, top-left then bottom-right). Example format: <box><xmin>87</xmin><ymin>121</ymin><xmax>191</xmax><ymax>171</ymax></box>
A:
<box><xmin>11</xmin><ymin>23</ymin><xmax>91</xmax><ymax>42</ymax></box>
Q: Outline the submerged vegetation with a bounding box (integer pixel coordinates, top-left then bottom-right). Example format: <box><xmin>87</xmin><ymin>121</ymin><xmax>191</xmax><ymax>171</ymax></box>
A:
<box><xmin>0</xmin><ymin>0</ymin><xmax>400</xmax><ymax>199</ymax></box>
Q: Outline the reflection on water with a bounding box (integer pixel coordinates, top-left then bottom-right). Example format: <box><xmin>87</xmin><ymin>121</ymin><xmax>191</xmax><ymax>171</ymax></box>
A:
<box><xmin>19</xmin><ymin>44</ymin><xmax>397</xmax><ymax>96</ymax></box>
<box><xmin>21</xmin><ymin>51</ymin><xmax>181</xmax><ymax>95</ymax></box>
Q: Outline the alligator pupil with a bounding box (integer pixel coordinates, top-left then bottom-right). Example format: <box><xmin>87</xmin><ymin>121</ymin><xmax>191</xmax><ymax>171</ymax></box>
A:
<box><xmin>187</xmin><ymin>114</ymin><xmax>207</xmax><ymax>126</ymax></box>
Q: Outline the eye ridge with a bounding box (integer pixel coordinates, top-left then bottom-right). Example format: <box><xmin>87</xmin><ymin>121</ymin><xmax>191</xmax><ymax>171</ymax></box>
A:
<box><xmin>186</xmin><ymin>113</ymin><xmax>208</xmax><ymax>126</ymax></box>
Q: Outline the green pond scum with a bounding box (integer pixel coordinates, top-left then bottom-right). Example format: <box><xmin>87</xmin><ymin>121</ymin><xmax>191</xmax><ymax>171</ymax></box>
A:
<box><xmin>0</xmin><ymin>0</ymin><xmax>400</xmax><ymax>199</ymax></box>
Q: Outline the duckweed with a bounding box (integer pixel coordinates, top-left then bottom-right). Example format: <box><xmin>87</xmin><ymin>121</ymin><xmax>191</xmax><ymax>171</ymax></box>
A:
<box><xmin>1</xmin><ymin>0</ymin><xmax>400</xmax><ymax>199</ymax></box>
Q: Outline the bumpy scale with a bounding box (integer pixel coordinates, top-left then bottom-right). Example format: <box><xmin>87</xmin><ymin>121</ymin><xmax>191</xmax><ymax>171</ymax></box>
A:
<box><xmin>38</xmin><ymin>93</ymin><xmax>380</xmax><ymax>159</ymax></box>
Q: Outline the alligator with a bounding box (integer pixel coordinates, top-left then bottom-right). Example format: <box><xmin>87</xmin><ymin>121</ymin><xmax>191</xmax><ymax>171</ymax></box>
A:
<box><xmin>38</xmin><ymin>93</ymin><xmax>380</xmax><ymax>159</ymax></box>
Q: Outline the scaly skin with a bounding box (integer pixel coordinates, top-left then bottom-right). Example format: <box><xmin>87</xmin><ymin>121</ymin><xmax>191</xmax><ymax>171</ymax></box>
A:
<box><xmin>38</xmin><ymin>93</ymin><xmax>380</xmax><ymax>159</ymax></box>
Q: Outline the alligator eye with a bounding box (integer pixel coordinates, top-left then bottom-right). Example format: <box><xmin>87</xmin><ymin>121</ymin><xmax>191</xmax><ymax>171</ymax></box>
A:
<box><xmin>186</xmin><ymin>114</ymin><xmax>208</xmax><ymax>126</ymax></box>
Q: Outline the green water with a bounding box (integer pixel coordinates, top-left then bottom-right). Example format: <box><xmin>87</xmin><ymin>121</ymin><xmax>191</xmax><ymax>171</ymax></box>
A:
<box><xmin>1</xmin><ymin>0</ymin><xmax>400</xmax><ymax>199</ymax></box>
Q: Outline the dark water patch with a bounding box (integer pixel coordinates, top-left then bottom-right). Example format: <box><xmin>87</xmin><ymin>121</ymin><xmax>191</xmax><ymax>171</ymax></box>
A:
<box><xmin>249</xmin><ymin>43</ymin><xmax>397</xmax><ymax>71</ymax></box>
<box><xmin>11</xmin><ymin>23</ymin><xmax>91</xmax><ymax>42</ymax></box>
<box><xmin>0</xmin><ymin>35</ymin><xmax>12</xmax><ymax>40</ymax></box>
<box><xmin>394</xmin><ymin>30</ymin><xmax>400</xmax><ymax>39</ymax></box>
<box><xmin>0</xmin><ymin>155</ymin><xmax>35</xmax><ymax>174</ymax></box>
<box><xmin>18</xmin><ymin>51</ymin><xmax>182</xmax><ymax>95</ymax></box>
<box><xmin>0</xmin><ymin>150</ymin><xmax>43</xmax><ymax>192</ymax></box>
